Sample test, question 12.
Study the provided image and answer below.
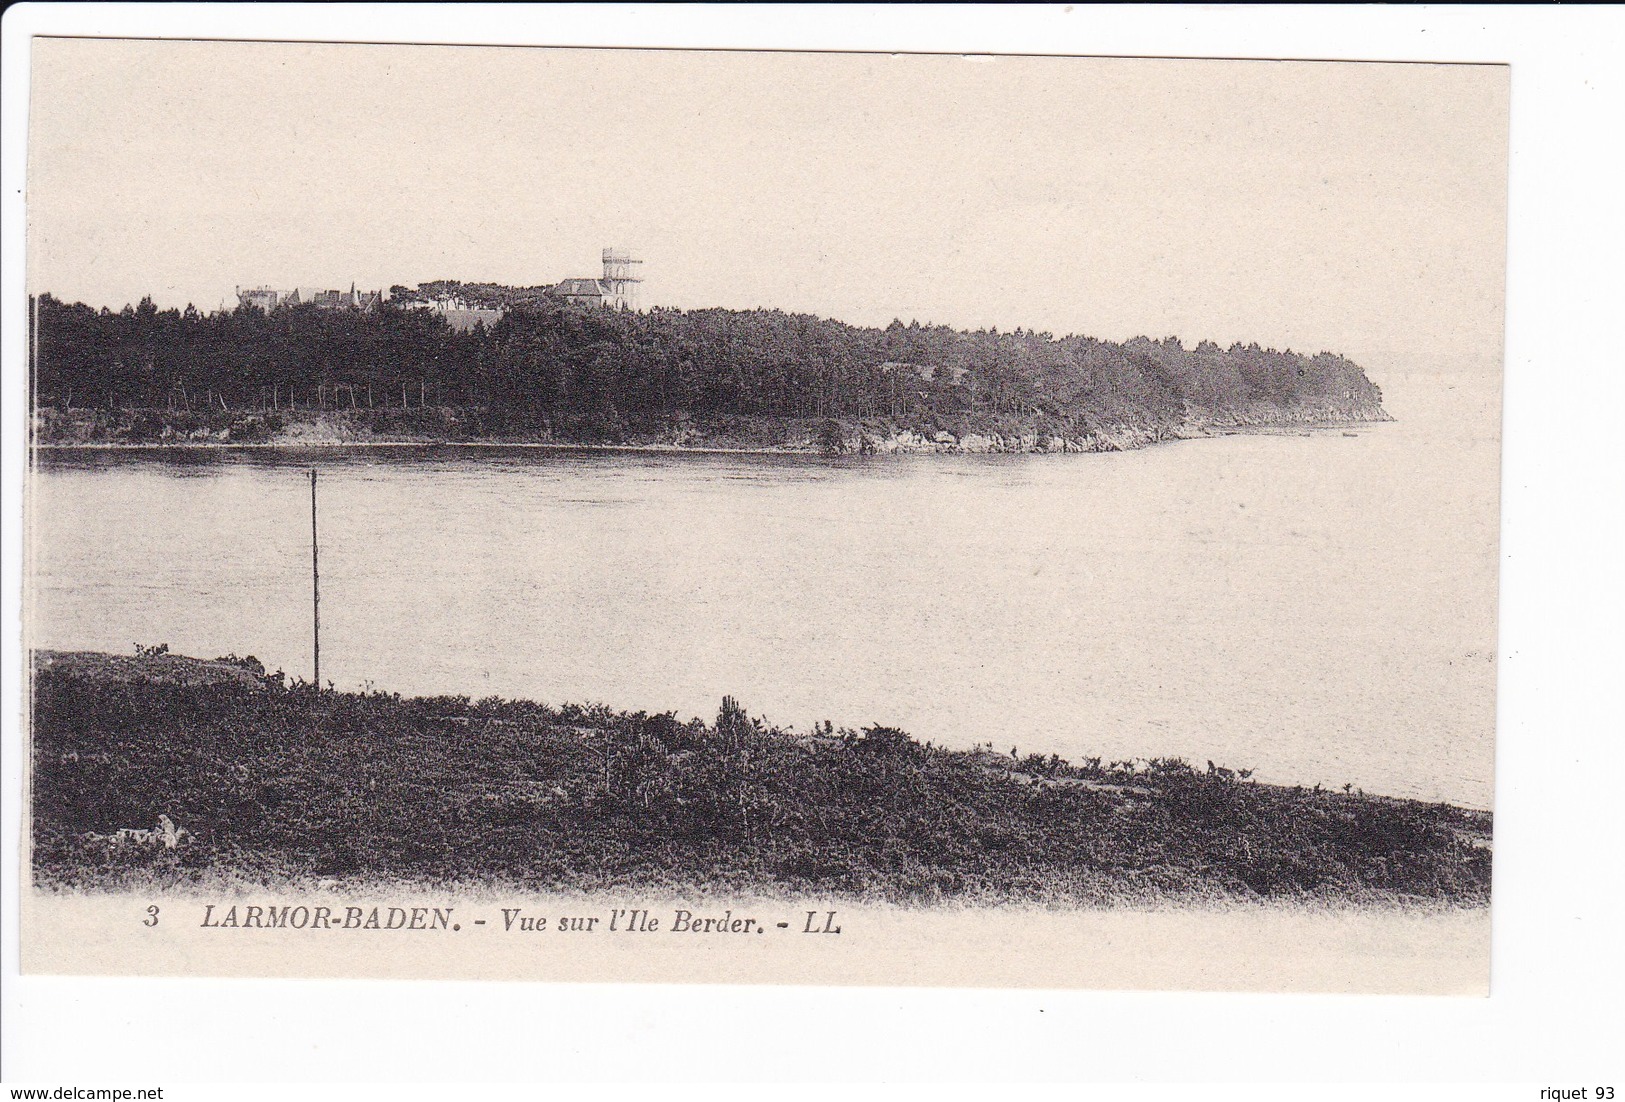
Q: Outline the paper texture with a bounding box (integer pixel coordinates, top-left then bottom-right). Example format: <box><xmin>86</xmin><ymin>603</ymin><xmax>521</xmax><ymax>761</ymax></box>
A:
<box><xmin>22</xmin><ymin>38</ymin><xmax>1506</xmax><ymax>993</ymax></box>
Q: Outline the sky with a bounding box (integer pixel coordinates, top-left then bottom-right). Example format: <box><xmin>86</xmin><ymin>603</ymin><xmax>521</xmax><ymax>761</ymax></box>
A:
<box><xmin>27</xmin><ymin>39</ymin><xmax>1508</xmax><ymax>376</ymax></box>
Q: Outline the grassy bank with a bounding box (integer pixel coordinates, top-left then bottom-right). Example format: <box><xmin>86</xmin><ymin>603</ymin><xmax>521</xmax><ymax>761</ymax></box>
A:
<box><xmin>30</xmin><ymin>651</ymin><xmax>1491</xmax><ymax>907</ymax></box>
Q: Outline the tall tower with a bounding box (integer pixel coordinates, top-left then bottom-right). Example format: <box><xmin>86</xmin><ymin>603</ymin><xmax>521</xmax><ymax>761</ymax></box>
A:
<box><xmin>601</xmin><ymin>247</ymin><xmax>643</xmax><ymax>310</ymax></box>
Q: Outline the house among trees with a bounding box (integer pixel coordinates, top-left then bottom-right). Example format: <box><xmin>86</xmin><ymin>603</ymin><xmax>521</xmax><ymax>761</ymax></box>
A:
<box><xmin>235</xmin><ymin>282</ymin><xmax>382</xmax><ymax>313</ymax></box>
<box><xmin>235</xmin><ymin>286</ymin><xmax>281</xmax><ymax>312</ymax></box>
<box><xmin>242</xmin><ymin>247</ymin><xmax>641</xmax><ymax>321</ymax></box>
<box><xmin>553</xmin><ymin>278</ymin><xmax>615</xmax><ymax>308</ymax></box>
<box><xmin>553</xmin><ymin>248</ymin><xmax>643</xmax><ymax>310</ymax></box>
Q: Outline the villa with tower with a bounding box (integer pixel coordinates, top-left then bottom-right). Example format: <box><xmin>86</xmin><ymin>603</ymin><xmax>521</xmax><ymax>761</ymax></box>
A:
<box><xmin>236</xmin><ymin>246</ymin><xmax>643</xmax><ymax>329</ymax></box>
<box><xmin>552</xmin><ymin>247</ymin><xmax>643</xmax><ymax>311</ymax></box>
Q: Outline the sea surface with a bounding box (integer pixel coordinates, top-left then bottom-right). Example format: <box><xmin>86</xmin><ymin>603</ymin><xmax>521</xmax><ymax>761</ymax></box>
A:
<box><xmin>28</xmin><ymin>372</ymin><xmax>1501</xmax><ymax>807</ymax></box>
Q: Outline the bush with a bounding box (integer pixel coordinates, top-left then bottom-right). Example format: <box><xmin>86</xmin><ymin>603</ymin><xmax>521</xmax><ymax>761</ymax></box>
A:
<box><xmin>846</xmin><ymin>724</ymin><xmax>925</xmax><ymax>761</ymax></box>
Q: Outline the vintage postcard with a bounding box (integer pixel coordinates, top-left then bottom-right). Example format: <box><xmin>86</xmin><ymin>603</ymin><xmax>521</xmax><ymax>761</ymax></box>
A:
<box><xmin>19</xmin><ymin>37</ymin><xmax>1507</xmax><ymax>993</ymax></box>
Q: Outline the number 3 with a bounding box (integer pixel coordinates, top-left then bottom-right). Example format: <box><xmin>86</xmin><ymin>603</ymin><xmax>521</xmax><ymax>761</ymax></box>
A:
<box><xmin>143</xmin><ymin>904</ymin><xmax>160</xmax><ymax>927</ymax></box>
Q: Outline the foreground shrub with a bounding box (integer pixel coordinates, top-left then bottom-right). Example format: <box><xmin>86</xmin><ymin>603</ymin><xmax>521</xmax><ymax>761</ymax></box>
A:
<box><xmin>29</xmin><ymin>658</ymin><xmax>1491</xmax><ymax>907</ymax></box>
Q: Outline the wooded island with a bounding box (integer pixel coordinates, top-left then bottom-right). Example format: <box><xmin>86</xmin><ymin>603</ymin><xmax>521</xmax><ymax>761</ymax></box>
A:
<box><xmin>30</xmin><ymin>293</ymin><xmax>1389</xmax><ymax>452</ymax></box>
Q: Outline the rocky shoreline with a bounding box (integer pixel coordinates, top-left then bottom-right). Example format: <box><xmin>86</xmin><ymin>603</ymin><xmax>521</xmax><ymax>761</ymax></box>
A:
<box><xmin>33</xmin><ymin>401</ymin><xmax>1393</xmax><ymax>456</ymax></box>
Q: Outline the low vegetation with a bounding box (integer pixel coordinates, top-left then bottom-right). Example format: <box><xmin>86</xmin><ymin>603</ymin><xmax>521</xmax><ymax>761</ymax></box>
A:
<box><xmin>30</xmin><ymin>651</ymin><xmax>1490</xmax><ymax>907</ymax></box>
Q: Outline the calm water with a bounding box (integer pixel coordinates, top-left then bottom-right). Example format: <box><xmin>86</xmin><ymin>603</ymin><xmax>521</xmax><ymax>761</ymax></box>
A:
<box><xmin>28</xmin><ymin>372</ymin><xmax>1501</xmax><ymax>807</ymax></box>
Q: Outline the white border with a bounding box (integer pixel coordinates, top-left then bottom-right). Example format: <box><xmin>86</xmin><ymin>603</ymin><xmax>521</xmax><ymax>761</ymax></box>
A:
<box><xmin>4</xmin><ymin>3</ymin><xmax>1624</xmax><ymax>1089</ymax></box>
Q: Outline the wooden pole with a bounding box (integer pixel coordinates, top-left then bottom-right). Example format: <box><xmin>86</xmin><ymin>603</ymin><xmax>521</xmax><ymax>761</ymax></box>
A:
<box><xmin>309</xmin><ymin>469</ymin><xmax>321</xmax><ymax>689</ymax></box>
<box><xmin>29</xmin><ymin>295</ymin><xmax>38</xmax><ymax>416</ymax></box>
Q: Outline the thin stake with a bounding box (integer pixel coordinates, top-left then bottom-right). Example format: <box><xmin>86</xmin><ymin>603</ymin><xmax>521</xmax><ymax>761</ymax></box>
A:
<box><xmin>309</xmin><ymin>469</ymin><xmax>321</xmax><ymax>689</ymax></box>
<box><xmin>30</xmin><ymin>295</ymin><xmax>40</xmax><ymax>435</ymax></box>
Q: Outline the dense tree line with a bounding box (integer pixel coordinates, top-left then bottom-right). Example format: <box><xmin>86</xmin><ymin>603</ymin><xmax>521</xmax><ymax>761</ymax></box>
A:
<box><xmin>29</xmin><ymin>293</ymin><xmax>1383</xmax><ymax>436</ymax></box>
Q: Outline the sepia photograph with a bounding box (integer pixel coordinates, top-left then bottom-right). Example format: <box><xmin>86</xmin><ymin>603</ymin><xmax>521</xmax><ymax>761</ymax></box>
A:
<box><xmin>17</xmin><ymin>33</ymin><xmax>1507</xmax><ymax>995</ymax></box>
